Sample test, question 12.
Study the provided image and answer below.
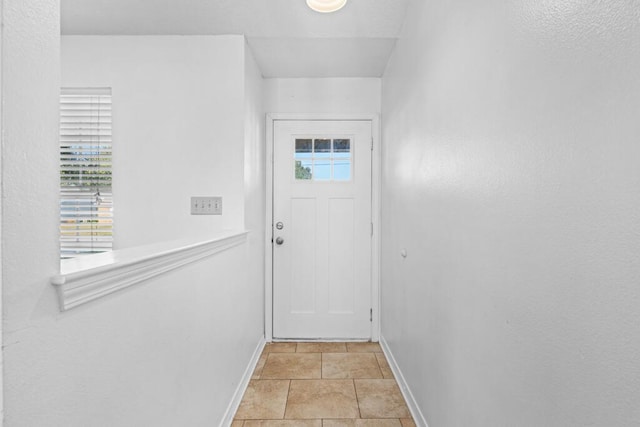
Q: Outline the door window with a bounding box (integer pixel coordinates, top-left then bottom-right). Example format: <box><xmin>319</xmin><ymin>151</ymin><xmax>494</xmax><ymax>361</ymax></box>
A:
<box><xmin>294</xmin><ymin>137</ymin><xmax>352</xmax><ymax>181</ymax></box>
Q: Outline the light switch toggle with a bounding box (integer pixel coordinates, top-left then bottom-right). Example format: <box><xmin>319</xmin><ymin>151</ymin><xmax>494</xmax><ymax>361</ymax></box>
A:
<box><xmin>191</xmin><ymin>196</ymin><xmax>222</xmax><ymax>215</ymax></box>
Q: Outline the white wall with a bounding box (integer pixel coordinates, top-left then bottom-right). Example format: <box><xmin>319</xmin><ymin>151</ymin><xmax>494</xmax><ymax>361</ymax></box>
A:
<box><xmin>2</xmin><ymin>0</ymin><xmax>61</xmax><ymax>336</ymax></box>
<box><xmin>381</xmin><ymin>1</ymin><xmax>640</xmax><ymax>426</ymax></box>
<box><xmin>264</xmin><ymin>78</ymin><xmax>381</xmax><ymax>114</ymax></box>
<box><xmin>62</xmin><ymin>36</ymin><xmax>246</xmax><ymax>249</ymax></box>
<box><xmin>243</xmin><ymin>42</ymin><xmax>266</xmax><ymax>332</ymax></box>
<box><xmin>6</xmin><ymin>243</ymin><xmax>263</xmax><ymax>427</ymax></box>
<box><xmin>4</xmin><ymin>21</ymin><xmax>265</xmax><ymax>427</ymax></box>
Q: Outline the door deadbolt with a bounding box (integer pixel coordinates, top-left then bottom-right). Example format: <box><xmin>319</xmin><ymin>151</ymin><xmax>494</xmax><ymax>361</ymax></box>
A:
<box><xmin>276</xmin><ymin>222</ymin><xmax>284</xmax><ymax>230</ymax></box>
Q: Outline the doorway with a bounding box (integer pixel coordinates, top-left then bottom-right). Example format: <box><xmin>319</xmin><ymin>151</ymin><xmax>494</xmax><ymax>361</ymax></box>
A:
<box><xmin>266</xmin><ymin>116</ymin><xmax>380</xmax><ymax>341</ymax></box>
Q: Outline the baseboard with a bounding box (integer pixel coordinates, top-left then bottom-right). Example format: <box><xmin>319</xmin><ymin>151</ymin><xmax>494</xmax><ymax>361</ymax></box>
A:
<box><xmin>219</xmin><ymin>336</ymin><xmax>266</xmax><ymax>427</ymax></box>
<box><xmin>380</xmin><ymin>336</ymin><xmax>429</xmax><ymax>427</ymax></box>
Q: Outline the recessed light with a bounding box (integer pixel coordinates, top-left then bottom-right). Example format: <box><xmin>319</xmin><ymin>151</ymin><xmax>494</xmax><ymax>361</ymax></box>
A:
<box><xmin>306</xmin><ymin>0</ymin><xmax>348</xmax><ymax>13</ymax></box>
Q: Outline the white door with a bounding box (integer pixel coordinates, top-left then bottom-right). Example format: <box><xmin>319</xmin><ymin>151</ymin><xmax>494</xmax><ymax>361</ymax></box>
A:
<box><xmin>273</xmin><ymin>120</ymin><xmax>373</xmax><ymax>339</ymax></box>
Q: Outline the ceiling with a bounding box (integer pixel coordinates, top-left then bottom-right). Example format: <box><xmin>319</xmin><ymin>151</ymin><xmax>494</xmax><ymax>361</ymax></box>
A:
<box><xmin>61</xmin><ymin>0</ymin><xmax>410</xmax><ymax>78</ymax></box>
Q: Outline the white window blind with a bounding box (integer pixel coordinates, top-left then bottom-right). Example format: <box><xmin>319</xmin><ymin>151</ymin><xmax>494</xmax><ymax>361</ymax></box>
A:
<box><xmin>60</xmin><ymin>88</ymin><xmax>113</xmax><ymax>258</ymax></box>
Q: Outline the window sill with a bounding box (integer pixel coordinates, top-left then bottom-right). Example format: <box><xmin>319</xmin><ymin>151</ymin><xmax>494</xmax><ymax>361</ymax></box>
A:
<box><xmin>51</xmin><ymin>230</ymin><xmax>248</xmax><ymax>311</ymax></box>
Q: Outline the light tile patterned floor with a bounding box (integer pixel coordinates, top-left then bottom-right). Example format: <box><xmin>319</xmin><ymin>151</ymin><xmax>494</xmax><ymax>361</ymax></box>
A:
<box><xmin>233</xmin><ymin>342</ymin><xmax>416</xmax><ymax>427</ymax></box>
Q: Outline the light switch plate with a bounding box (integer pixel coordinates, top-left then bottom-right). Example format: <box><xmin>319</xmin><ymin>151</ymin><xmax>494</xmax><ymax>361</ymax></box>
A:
<box><xmin>191</xmin><ymin>196</ymin><xmax>222</xmax><ymax>215</ymax></box>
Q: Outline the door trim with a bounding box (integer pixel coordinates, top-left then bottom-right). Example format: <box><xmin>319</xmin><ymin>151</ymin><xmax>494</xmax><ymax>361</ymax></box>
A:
<box><xmin>265</xmin><ymin>113</ymin><xmax>381</xmax><ymax>342</ymax></box>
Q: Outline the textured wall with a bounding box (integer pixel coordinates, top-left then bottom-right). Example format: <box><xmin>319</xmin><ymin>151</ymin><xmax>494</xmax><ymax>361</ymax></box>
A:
<box><xmin>2</xmin><ymin>0</ymin><xmax>61</xmax><ymax>333</ymax></box>
<box><xmin>381</xmin><ymin>0</ymin><xmax>640</xmax><ymax>426</ymax></box>
<box><xmin>3</xmin><ymin>13</ymin><xmax>264</xmax><ymax>426</ymax></box>
<box><xmin>62</xmin><ymin>35</ymin><xmax>246</xmax><ymax>249</ymax></box>
<box><xmin>264</xmin><ymin>78</ymin><xmax>381</xmax><ymax>114</ymax></box>
<box><xmin>244</xmin><ymin>41</ymin><xmax>266</xmax><ymax>339</ymax></box>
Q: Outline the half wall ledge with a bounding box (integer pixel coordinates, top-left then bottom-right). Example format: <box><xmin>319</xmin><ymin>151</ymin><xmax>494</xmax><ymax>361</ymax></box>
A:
<box><xmin>51</xmin><ymin>230</ymin><xmax>249</xmax><ymax>311</ymax></box>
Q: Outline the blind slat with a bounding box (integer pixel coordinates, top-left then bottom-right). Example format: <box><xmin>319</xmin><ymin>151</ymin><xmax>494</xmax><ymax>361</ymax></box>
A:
<box><xmin>60</xmin><ymin>88</ymin><xmax>113</xmax><ymax>258</ymax></box>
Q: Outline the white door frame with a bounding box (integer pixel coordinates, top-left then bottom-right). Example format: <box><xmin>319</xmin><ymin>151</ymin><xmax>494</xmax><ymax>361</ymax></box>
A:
<box><xmin>265</xmin><ymin>113</ymin><xmax>381</xmax><ymax>342</ymax></box>
<box><xmin>0</xmin><ymin>1</ymin><xmax>5</xmax><ymax>420</ymax></box>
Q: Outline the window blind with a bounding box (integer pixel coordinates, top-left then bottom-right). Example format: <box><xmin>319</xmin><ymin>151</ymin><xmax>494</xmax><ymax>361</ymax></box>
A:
<box><xmin>60</xmin><ymin>88</ymin><xmax>113</xmax><ymax>258</ymax></box>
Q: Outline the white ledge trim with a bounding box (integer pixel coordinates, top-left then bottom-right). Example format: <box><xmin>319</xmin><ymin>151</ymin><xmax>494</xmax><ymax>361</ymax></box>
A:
<box><xmin>51</xmin><ymin>230</ymin><xmax>248</xmax><ymax>311</ymax></box>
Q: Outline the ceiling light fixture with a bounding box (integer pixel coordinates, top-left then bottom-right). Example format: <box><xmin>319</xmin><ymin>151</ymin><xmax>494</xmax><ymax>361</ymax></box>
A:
<box><xmin>306</xmin><ymin>0</ymin><xmax>348</xmax><ymax>13</ymax></box>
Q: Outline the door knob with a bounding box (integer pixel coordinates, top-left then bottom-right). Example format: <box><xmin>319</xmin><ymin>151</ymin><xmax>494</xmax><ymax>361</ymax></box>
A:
<box><xmin>275</xmin><ymin>237</ymin><xmax>284</xmax><ymax>245</ymax></box>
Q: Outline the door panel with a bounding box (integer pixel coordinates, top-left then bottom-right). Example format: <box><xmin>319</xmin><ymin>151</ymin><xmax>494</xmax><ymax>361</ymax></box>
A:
<box><xmin>290</xmin><ymin>198</ymin><xmax>316</xmax><ymax>313</ymax></box>
<box><xmin>328</xmin><ymin>198</ymin><xmax>355</xmax><ymax>314</ymax></box>
<box><xmin>273</xmin><ymin>120</ymin><xmax>372</xmax><ymax>339</ymax></box>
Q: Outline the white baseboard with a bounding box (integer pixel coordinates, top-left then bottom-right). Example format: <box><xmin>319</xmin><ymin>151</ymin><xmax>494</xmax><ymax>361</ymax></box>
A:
<box><xmin>380</xmin><ymin>336</ymin><xmax>429</xmax><ymax>427</ymax></box>
<box><xmin>219</xmin><ymin>336</ymin><xmax>266</xmax><ymax>427</ymax></box>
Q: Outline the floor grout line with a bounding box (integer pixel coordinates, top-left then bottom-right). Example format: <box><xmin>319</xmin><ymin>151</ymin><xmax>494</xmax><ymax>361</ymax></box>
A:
<box><xmin>353</xmin><ymin>378</ymin><xmax>363</xmax><ymax>419</ymax></box>
<box><xmin>283</xmin><ymin>379</ymin><xmax>292</xmax><ymax>420</ymax></box>
<box><xmin>374</xmin><ymin>352</ymin><xmax>385</xmax><ymax>378</ymax></box>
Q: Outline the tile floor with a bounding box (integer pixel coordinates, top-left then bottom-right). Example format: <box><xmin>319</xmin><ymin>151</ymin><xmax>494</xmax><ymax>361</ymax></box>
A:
<box><xmin>232</xmin><ymin>342</ymin><xmax>415</xmax><ymax>427</ymax></box>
